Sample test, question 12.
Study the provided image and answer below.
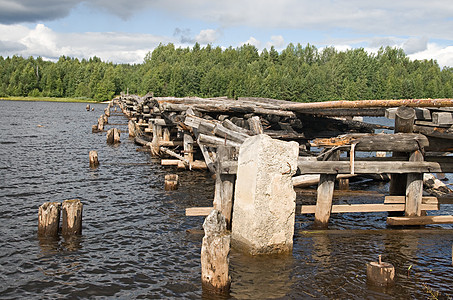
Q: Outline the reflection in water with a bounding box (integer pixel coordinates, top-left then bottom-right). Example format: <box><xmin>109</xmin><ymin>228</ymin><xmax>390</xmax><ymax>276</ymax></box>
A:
<box><xmin>229</xmin><ymin>250</ymin><xmax>294</xmax><ymax>299</ymax></box>
<box><xmin>38</xmin><ymin>236</ymin><xmax>61</xmax><ymax>256</ymax></box>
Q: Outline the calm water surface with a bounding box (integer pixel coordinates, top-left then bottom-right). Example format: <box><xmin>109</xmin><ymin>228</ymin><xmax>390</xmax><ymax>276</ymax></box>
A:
<box><xmin>0</xmin><ymin>100</ymin><xmax>452</xmax><ymax>299</ymax></box>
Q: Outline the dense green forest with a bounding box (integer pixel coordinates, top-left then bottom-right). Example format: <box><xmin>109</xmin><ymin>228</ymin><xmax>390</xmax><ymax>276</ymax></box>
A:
<box><xmin>1</xmin><ymin>43</ymin><xmax>452</xmax><ymax>102</ymax></box>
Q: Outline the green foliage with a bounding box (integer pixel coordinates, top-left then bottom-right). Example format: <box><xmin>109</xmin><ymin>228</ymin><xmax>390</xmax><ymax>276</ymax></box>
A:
<box><xmin>1</xmin><ymin>44</ymin><xmax>452</xmax><ymax>102</ymax></box>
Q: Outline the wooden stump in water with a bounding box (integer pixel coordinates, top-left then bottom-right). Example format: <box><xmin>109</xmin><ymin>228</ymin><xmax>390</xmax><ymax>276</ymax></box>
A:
<box><xmin>38</xmin><ymin>202</ymin><xmax>61</xmax><ymax>237</ymax></box>
<box><xmin>201</xmin><ymin>210</ymin><xmax>231</xmax><ymax>294</ymax></box>
<box><xmin>86</xmin><ymin>104</ymin><xmax>90</xmax><ymax>111</ymax></box>
<box><xmin>61</xmin><ymin>199</ymin><xmax>83</xmax><ymax>235</ymax></box>
<box><xmin>128</xmin><ymin>120</ymin><xmax>136</xmax><ymax>138</ymax></box>
<box><xmin>97</xmin><ymin>116</ymin><xmax>104</xmax><ymax>131</ymax></box>
<box><xmin>103</xmin><ymin>114</ymin><xmax>108</xmax><ymax>124</ymax></box>
<box><xmin>89</xmin><ymin>150</ymin><xmax>99</xmax><ymax>167</ymax></box>
<box><xmin>164</xmin><ymin>174</ymin><xmax>179</xmax><ymax>191</ymax></box>
<box><xmin>106</xmin><ymin>128</ymin><xmax>121</xmax><ymax>144</ymax></box>
<box><xmin>366</xmin><ymin>255</ymin><xmax>395</xmax><ymax>286</ymax></box>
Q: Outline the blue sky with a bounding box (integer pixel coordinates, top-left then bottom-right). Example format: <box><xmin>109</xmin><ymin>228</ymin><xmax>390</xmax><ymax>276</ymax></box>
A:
<box><xmin>0</xmin><ymin>0</ymin><xmax>452</xmax><ymax>67</ymax></box>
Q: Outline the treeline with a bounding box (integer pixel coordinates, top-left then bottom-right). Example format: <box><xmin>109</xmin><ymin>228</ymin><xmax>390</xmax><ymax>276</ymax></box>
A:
<box><xmin>1</xmin><ymin>43</ymin><xmax>452</xmax><ymax>102</ymax></box>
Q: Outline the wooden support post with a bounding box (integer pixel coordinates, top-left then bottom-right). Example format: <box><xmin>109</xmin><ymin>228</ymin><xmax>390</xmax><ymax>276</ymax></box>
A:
<box><xmin>128</xmin><ymin>120</ymin><xmax>136</xmax><ymax>137</ymax></box>
<box><xmin>366</xmin><ymin>255</ymin><xmax>395</xmax><ymax>287</ymax></box>
<box><xmin>405</xmin><ymin>150</ymin><xmax>424</xmax><ymax>217</ymax></box>
<box><xmin>61</xmin><ymin>199</ymin><xmax>83</xmax><ymax>235</ymax></box>
<box><xmin>183</xmin><ymin>132</ymin><xmax>194</xmax><ymax>166</ymax></box>
<box><xmin>38</xmin><ymin>202</ymin><xmax>61</xmax><ymax>237</ymax></box>
<box><xmin>86</xmin><ymin>104</ymin><xmax>90</xmax><ymax>111</ymax></box>
<box><xmin>163</xmin><ymin>127</ymin><xmax>171</xmax><ymax>142</ymax></box>
<box><xmin>97</xmin><ymin>116</ymin><xmax>104</xmax><ymax>131</ymax></box>
<box><xmin>151</xmin><ymin>124</ymin><xmax>162</xmax><ymax>156</ymax></box>
<box><xmin>389</xmin><ymin>107</ymin><xmax>415</xmax><ymax>196</ymax></box>
<box><xmin>338</xmin><ymin>178</ymin><xmax>349</xmax><ymax>190</ymax></box>
<box><xmin>213</xmin><ymin>146</ymin><xmax>236</xmax><ymax>228</ymax></box>
<box><xmin>89</xmin><ymin>150</ymin><xmax>99</xmax><ymax>168</ymax></box>
<box><xmin>201</xmin><ymin>210</ymin><xmax>230</xmax><ymax>294</ymax></box>
<box><xmin>104</xmin><ymin>107</ymin><xmax>110</xmax><ymax>117</ymax></box>
<box><xmin>164</xmin><ymin>174</ymin><xmax>179</xmax><ymax>191</ymax></box>
<box><xmin>314</xmin><ymin>150</ymin><xmax>340</xmax><ymax>228</ymax></box>
<box><xmin>106</xmin><ymin>128</ymin><xmax>121</xmax><ymax>144</ymax></box>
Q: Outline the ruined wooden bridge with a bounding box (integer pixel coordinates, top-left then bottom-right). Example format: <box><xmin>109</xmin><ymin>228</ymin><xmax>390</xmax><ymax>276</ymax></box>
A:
<box><xmin>95</xmin><ymin>94</ymin><xmax>453</xmax><ymax>254</ymax></box>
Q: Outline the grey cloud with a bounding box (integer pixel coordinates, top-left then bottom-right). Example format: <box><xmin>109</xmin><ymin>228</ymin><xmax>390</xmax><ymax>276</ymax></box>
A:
<box><xmin>368</xmin><ymin>37</ymin><xmax>399</xmax><ymax>49</ymax></box>
<box><xmin>403</xmin><ymin>36</ymin><xmax>428</xmax><ymax>54</ymax></box>
<box><xmin>173</xmin><ymin>28</ymin><xmax>194</xmax><ymax>44</ymax></box>
<box><xmin>0</xmin><ymin>40</ymin><xmax>26</xmax><ymax>52</ymax></box>
<box><xmin>0</xmin><ymin>0</ymin><xmax>80</xmax><ymax>24</ymax></box>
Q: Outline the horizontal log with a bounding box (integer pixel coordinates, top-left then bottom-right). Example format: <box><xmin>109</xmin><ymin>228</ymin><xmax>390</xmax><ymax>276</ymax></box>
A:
<box><xmin>281</xmin><ymin>98</ymin><xmax>453</xmax><ymax>111</ymax></box>
<box><xmin>197</xmin><ymin>133</ymin><xmax>242</xmax><ymax>148</ymax></box>
<box><xmin>300</xmin><ymin>203</ymin><xmax>438</xmax><ymax>214</ymax></box>
<box><xmin>161</xmin><ymin>159</ymin><xmax>180</xmax><ymax>166</ymax></box>
<box><xmin>413</xmin><ymin>125</ymin><xmax>453</xmax><ymax>140</ymax></box>
<box><xmin>292</xmin><ymin>174</ymin><xmax>356</xmax><ymax>188</ymax></box>
<box><xmin>384</xmin><ymin>196</ymin><xmax>439</xmax><ymax>204</ymax></box>
<box><xmin>186</xmin><ymin>202</ymin><xmax>440</xmax><ymax>216</ymax></box>
<box><xmin>299</xmin><ymin>108</ymin><xmax>386</xmax><ymax>117</ymax></box>
<box><xmin>297</xmin><ymin>161</ymin><xmax>453</xmax><ymax>174</ymax></box>
<box><xmin>311</xmin><ymin>133</ymin><xmax>429</xmax><ymax>152</ymax></box>
<box><xmin>387</xmin><ymin>215</ymin><xmax>453</xmax><ymax>226</ymax></box>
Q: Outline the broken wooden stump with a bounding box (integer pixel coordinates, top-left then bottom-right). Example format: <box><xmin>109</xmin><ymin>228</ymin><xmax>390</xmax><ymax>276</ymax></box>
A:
<box><xmin>38</xmin><ymin>202</ymin><xmax>61</xmax><ymax>237</ymax></box>
<box><xmin>128</xmin><ymin>120</ymin><xmax>136</xmax><ymax>137</ymax></box>
<box><xmin>231</xmin><ymin>134</ymin><xmax>299</xmax><ymax>255</ymax></box>
<box><xmin>97</xmin><ymin>116</ymin><xmax>104</xmax><ymax>131</ymax></box>
<box><xmin>366</xmin><ymin>255</ymin><xmax>395</xmax><ymax>287</ymax></box>
<box><xmin>164</xmin><ymin>174</ymin><xmax>179</xmax><ymax>191</ymax></box>
<box><xmin>201</xmin><ymin>210</ymin><xmax>231</xmax><ymax>294</ymax></box>
<box><xmin>106</xmin><ymin>128</ymin><xmax>121</xmax><ymax>144</ymax></box>
<box><xmin>89</xmin><ymin>150</ymin><xmax>99</xmax><ymax>168</ymax></box>
<box><xmin>86</xmin><ymin>104</ymin><xmax>90</xmax><ymax>111</ymax></box>
<box><xmin>61</xmin><ymin>199</ymin><xmax>83</xmax><ymax>235</ymax></box>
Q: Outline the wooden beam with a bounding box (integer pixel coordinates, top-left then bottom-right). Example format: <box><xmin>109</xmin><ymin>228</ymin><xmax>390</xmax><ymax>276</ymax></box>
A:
<box><xmin>387</xmin><ymin>215</ymin><xmax>453</xmax><ymax>226</ymax></box>
<box><xmin>281</xmin><ymin>98</ymin><xmax>453</xmax><ymax>111</ymax></box>
<box><xmin>301</xmin><ymin>203</ymin><xmax>438</xmax><ymax>214</ymax></box>
<box><xmin>297</xmin><ymin>161</ymin><xmax>453</xmax><ymax>174</ymax></box>
<box><xmin>186</xmin><ymin>207</ymin><xmax>213</xmax><ymax>216</ymax></box>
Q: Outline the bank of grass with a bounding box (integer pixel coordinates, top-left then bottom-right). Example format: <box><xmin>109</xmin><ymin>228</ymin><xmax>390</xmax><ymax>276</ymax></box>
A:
<box><xmin>0</xmin><ymin>96</ymin><xmax>100</xmax><ymax>103</ymax></box>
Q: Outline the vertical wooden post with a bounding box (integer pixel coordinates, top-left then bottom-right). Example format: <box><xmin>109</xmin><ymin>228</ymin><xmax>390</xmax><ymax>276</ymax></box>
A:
<box><xmin>151</xmin><ymin>123</ymin><xmax>162</xmax><ymax>156</ymax></box>
<box><xmin>405</xmin><ymin>150</ymin><xmax>424</xmax><ymax>217</ymax></box>
<box><xmin>201</xmin><ymin>210</ymin><xmax>230</xmax><ymax>294</ymax></box>
<box><xmin>97</xmin><ymin>116</ymin><xmax>104</xmax><ymax>131</ymax></box>
<box><xmin>106</xmin><ymin>128</ymin><xmax>120</xmax><ymax>144</ymax></box>
<box><xmin>38</xmin><ymin>202</ymin><xmax>61</xmax><ymax>237</ymax></box>
<box><xmin>89</xmin><ymin>150</ymin><xmax>99</xmax><ymax>167</ymax></box>
<box><xmin>389</xmin><ymin>107</ymin><xmax>415</xmax><ymax>196</ymax></box>
<box><xmin>164</xmin><ymin>174</ymin><xmax>179</xmax><ymax>191</ymax></box>
<box><xmin>314</xmin><ymin>150</ymin><xmax>339</xmax><ymax>228</ymax></box>
<box><xmin>163</xmin><ymin>127</ymin><xmax>171</xmax><ymax>142</ymax></box>
<box><xmin>247</xmin><ymin>116</ymin><xmax>263</xmax><ymax>134</ymax></box>
<box><xmin>61</xmin><ymin>199</ymin><xmax>83</xmax><ymax>235</ymax></box>
<box><xmin>128</xmin><ymin>120</ymin><xmax>136</xmax><ymax>137</ymax></box>
<box><xmin>183</xmin><ymin>132</ymin><xmax>194</xmax><ymax>166</ymax></box>
<box><xmin>213</xmin><ymin>146</ymin><xmax>236</xmax><ymax>229</ymax></box>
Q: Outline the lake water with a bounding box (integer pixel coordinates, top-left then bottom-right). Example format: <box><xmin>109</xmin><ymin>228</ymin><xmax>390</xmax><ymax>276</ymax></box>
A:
<box><xmin>0</xmin><ymin>100</ymin><xmax>452</xmax><ymax>299</ymax></box>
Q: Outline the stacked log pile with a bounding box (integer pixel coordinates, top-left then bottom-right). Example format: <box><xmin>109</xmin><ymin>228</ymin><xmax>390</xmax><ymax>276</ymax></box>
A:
<box><xmin>117</xmin><ymin>94</ymin><xmax>393</xmax><ymax>171</ymax></box>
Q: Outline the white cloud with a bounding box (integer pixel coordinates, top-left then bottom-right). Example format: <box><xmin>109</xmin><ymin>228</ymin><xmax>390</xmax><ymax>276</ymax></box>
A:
<box><xmin>266</xmin><ymin>35</ymin><xmax>285</xmax><ymax>49</ymax></box>
<box><xmin>408</xmin><ymin>43</ymin><xmax>453</xmax><ymax>68</ymax></box>
<box><xmin>195</xmin><ymin>29</ymin><xmax>220</xmax><ymax>44</ymax></box>
<box><xmin>242</xmin><ymin>36</ymin><xmax>261</xmax><ymax>48</ymax></box>
<box><xmin>0</xmin><ymin>23</ymin><xmax>172</xmax><ymax>63</ymax></box>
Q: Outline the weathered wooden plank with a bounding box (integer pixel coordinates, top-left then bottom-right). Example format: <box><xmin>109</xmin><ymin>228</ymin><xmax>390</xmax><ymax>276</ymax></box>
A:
<box><xmin>387</xmin><ymin>215</ymin><xmax>453</xmax><ymax>226</ymax></box>
<box><xmin>301</xmin><ymin>203</ymin><xmax>438</xmax><ymax>214</ymax></box>
<box><xmin>297</xmin><ymin>161</ymin><xmax>453</xmax><ymax>174</ymax></box>
<box><xmin>311</xmin><ymin>133</ymin><xmax>428</xmax><ymax>152</ymax></box>
<box><xmin>186</xmin><ymin>207</ymin><xmax>213</xmax><ymax>216</ymax></box>
<box><xmin>405</xmin><ymin>150</ymin><xmax>424</xmax><ymax>216</ymax></box>
<box><xmin>384</xmin><ymin>196</ymin><xmax>439</xmax><ymax>204</ymax></box>
<box><xmin>432</xmin><ymin>112</ymin><xmax>453</xmax><ymax>125</ymax></box>
<box><xmin>197</xmin><ymin>133</ymin><xmax>242</xmax><ymax>148</ymax></box>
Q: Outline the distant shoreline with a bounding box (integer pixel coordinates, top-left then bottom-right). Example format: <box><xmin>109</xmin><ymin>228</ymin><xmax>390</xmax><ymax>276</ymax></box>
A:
<box><xmin>0</xmin><ymin>96</ymin><xmax>99</xmax><ymax>103</ymax></box>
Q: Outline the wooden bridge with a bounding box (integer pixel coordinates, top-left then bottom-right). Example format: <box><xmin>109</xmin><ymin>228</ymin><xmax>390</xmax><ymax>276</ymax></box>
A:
<box><xmin>98</xmin><ymin>94</ymin><xmax>453</xmax><ymax>229</ymax></box>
